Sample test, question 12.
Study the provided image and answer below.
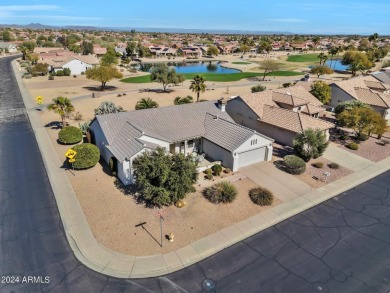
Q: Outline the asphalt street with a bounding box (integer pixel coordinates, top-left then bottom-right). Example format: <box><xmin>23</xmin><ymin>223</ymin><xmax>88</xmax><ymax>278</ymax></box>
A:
<box><xmin>1</xmin><ymin>55</ymin><xmax>390</xmax><ymax>292</ymax></box>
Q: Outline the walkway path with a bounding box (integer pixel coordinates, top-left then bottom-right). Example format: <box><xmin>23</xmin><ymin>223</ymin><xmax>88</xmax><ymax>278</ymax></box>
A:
<box><xmin>323</xmin><ymin>143</ymin><xmax>373</xmax><ymax>172</ymax></box>
<box><xmin>11</xmin><ymin>59</ymin><xmax>390</xmax><ymax>279</ymax></box>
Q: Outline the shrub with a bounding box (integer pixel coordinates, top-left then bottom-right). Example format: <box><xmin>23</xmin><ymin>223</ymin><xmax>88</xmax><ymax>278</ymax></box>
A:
<box><xmin>56</xmin><ymin>70</ymin><xmax>64</xmax><ymax>76</ymax></box>
<box><xmin>346</xmin><ymin>142</ymin><xmax>359</xmax><ymax>150</ymax></box>
<box><xmin>283</xmin><ymin>155</ymin><xmax>306</xmax><ymax>175</ymax></box>
<box><xmin>283</xmin><ymin>82</ymin><xmax>292</xmax><ymax>88</ymax></box>
<box><xmin>206</xmin><ymin>173</ymin><xmax>213</xmax><ymax>180</ymax></box>
<box><xmin>73</xmin><ymin>111</ymin><xmax>83</xmax><ymax>121</ymax></box>
<box><xmin>58</xmin><ymin>126</ymin><xmax>83</xmax><ymax>144</ymax></box>
<box><xmin>78</xmin><ymin>121</ymin><xmax>90</xmax><ymax>135</ymax></box>
<box><xmin>71</xmin><ymin>143</ymin><xmax>100</xmax><ymax>169</ymax></box>
<box><xmin>339</xmin><ymin>135</ymin><xmax>348</xmax><ymax>141</ymax></box>
<box><xmin>204</xmin><ymin>168</ymin><xmax>212</xmax><ymax>174</ymax></box>
<box><xmin>251</xmin><ymin>84</ymin><xmax>266</xmax><ymax>93</ymax></box>
<box><xmin>48</xmin><ymin>75</ymin><xmax>55</xmax><ymax>80</ymax></box>
<box><xmin>63</xmin><ymin>68</ymin><xmax>71</xmax><ymax>76</ymax></box>
<box><xmin>224</xmin><ymin>168</ymin><xmax>231</xmax><ymax>174</ymax></box>
<box><xmin>357</xmin><ymin>134</ymin><xmax>369</xmax><ymax>141</ymax></box>
<box><xmin>249</xmin><ymin>187</ymin><xmax>274</xmax><ymax>206</ymax></box>
<box><xmin>312</xmin><ymin>162</ymin><xmax>324</xmax><ymax>168</ymax></box>
<box><xmin>328</xmin><ymin>162</ymin><xmax>340</xmax><ymax>169</ymax></box>
<box><xmin>204</xmin><ymin>181</ymin><xmax>237</xmax><ymax>204</ymax></box>
<box><xmin>211</xmin><ymin>164</ymin><xmax>223</xmax><ymax>176</ymax></box>
<box><xmin>175</xmin><ymin>199</ymin><xmax>186</xmax><ymax>208</ymax></box>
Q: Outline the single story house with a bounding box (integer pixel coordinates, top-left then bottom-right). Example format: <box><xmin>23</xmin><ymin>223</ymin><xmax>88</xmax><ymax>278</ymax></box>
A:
<box><xmin>89</xmin><ymin>100</ymin><xmax>274</xmax><ymax>185</ymax></box>
<box><xmin>114</xmin><ymin>43</ymin><xmax>127</xmax><ymax>57</ymax></box>
<box><xmin>177</xmin><ymin>46</ymin><xmax>202</xmax><ymax>57</ymax></box>
<box><xmin>371</xmin><ymin>68</ymin><xmax>390</xmax><ymax>85</ymax></box>
<box><xmin>0</xmin><ymin>42</ymin><xmax>18</xmax><ymax>53</ymax></box>
<box><xmin>226</xmin><ymin>86</ymin><xmax>333</xmax><ymax>146</ymax></box>
<box><xmin>46</xmin><ymin>55</ymin><xmax>99</xmax><ymax>75</ymax></box>
<box><xmin>330</xmin><ymin>76</ymin><xmax>390</xmax><ymax>122</ymax></box>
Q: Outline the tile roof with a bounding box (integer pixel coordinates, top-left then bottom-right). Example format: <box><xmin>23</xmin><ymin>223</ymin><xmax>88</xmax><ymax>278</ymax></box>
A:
<box><xmin>262</xmin><ymin>105</ymin><xmax>333</xmax><ymax>133</ymax></box>
<box><xmin>94</xmin><ymin>101</ymin><xmax>263</xmax><ymax>161</ymax></box>
<box><xmin>371</xmin><ymin>71</ymin><xmax>390</xmax><ymax>84</ymax></box>
<box><xmin>354</xmin><ymin>87</ymin><xmax>390</xmax><ymax>108</ymax></box>
<box><xmin>276</xmin><ymin>85</ymin><xmax>324</xmax><ymax>106</ymax></box>
<box><xmin>302</xmin><ymin>104</ymin><xmax>324</xmax><ymax>115</ymax></box>
<box><xmin>364</xmin><ymin>80</ymin><xmax>386</xmax><ymax>91</ymax></box>
<box><xmin>272</xmin><ymin>91</ymin><xmax>308</xmax><ymax>107</ymax></box>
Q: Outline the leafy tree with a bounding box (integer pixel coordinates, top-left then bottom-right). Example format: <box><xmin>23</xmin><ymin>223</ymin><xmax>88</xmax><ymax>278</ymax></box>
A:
<box><xmin>132</xmin><ymin>148</ymin><xmax>198</xmax><ymax>207</ymax></box>
<box><xmin>311</xmin><ymin>36</ymin><xmax>320</xmax><ymax>51</ymax></box>
<box><xmin>310</xmin><ymin>65</ymin><xmax>333</xmax><ymax>78</ymax></box>
<box><xmin>94</xmin><ymin>101</ymin><xmax>125</xmax><ymax>115</ymax></box>
<box><xmin>368</xmin><ymin>33</ymin><xmax>379</xmax><ymax>45</ymax></box>
<box><xmin>126</xmin><ymin>41</ymin><xmax>137</xmax><ymax>57</ymax></box>
<box><xmin>135</xmin><ymin>98</ymin><xmax>159</xmax><ymax>110</ymax></box>
<box><xmin>258</xmin><ymin>41</ymin><xmax>272</xmax><ymax>54</ymax></box>
<box><xmin>47</xmin><ymin>96</ymin><xmax>75</xmax><ymax>128</ymax></box>
<box><xmin>2</xmin><ymin>30</ymin><xmax>11</xmax><ymax>42</ymax></box>
<box><xmin>81</xmin><ymin>41</ymin><xmax>93</xmax><ymax>55</ymax></box>
<box><xmin>101</xmin><ymin>47</ymin><xmax>118</xmax><ymax>66</ymax></box>
<box><xmin>85</xmin><ymin>65</ymin><xmax>123</xmax><ymax>91</ymax></box>
<box><xmin>174</xmin><ymin>95</ymin><xmax>193</xmax><ymax>105</ymax></box>
<box><xmin>338</xmin><ymin>107</ymin><xmax>385</xmax><ymax>139</ymax></box>
<box><xmin>310</xmin><ymin>81</ymin><xmax>331</xmax><ymax>104</ymax></box>
<box><xmin>293</xmin><ymin>129</ymin><xmax>329</xmax><ymax>162</ymax></box>
<box><xmin>207</xmin><ymin>46</ymin><xmax>219</xmax><ymax>56</ymax></box>
<box><xmin>239</xmin><ymin>44</ymin><xmax>250</xmax><ymax>54</ymax></box>
<box><xmin>335</xmin><ymin>100</ymin><xmax>369</xmax><ymax>115</ymax></box>
<box><xmin>317</xmin><ymin>52</ymin><xmax>328</xmax><ymax>65</ymax></box>
<box><xmin>259</xmin><ymin>59</ymin><xmax>280</xmax><ymax>81</ymax></box>
<box><xmin>150</xmin><ymin>63</ymin><xmax>183</xmax><ymax>92</ymax></box>
<box><xmin>341</xmin><ymin>51</ymin><xmax>373</xmax><ymax>76</ymax></box>
<box><xmin>189</xmin><ymin>74</ymin><xmax>207</xmax><ymax>102</ymax></box>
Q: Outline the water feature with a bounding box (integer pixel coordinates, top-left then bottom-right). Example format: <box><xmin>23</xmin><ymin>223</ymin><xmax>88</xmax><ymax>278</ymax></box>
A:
<box><xmin>325</xmin><ymin>60</ymin><xmax>349</xmax><ymax>71</ymax></box>
<box><xmin>134</xmin><ymin>61</ymin><xmax>241</xmax><ymax>74</ymax></box>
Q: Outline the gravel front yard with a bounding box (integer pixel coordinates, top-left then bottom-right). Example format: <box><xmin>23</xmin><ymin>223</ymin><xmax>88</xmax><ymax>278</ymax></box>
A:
<box><xmin>338</xmin><ymin>136</ymin><xmax>390</xmax><ymax>162</ymax></box>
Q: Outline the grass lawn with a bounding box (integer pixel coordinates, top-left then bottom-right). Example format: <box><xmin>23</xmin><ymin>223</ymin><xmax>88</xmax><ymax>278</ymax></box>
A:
<box><xmin>231</xmin><ymin>61</ymin><xmax>252</xmax><ymax>65</ymax></box>
<box><xmin>287</xmin><ymin>54</ymin><xmax>319</xmax><ymax>63</ymax></box>
<box><xmin>121</xmin><ymin>71</ymin><xmax>303</xmax><ymax>83</ymax></box>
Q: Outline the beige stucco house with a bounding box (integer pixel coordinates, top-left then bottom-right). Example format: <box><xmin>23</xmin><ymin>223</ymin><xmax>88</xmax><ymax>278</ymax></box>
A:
<box><xmin>226</xmin><ymin>86</ymin><xmax>333</xmax><ymax>146</ymax></box>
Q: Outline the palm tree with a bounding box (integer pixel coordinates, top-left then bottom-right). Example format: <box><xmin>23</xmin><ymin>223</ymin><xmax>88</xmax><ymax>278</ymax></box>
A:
<box><xmin>189</xmin><ymin>75</ymin><xmax>207</xmax><ymax>102</ymax></box>
<box><xmin>317</xmin><ymin>53</ymin><xmax>328</xmax><ymax>65</ymax></box>
<box><xmin>328</xmin><ymin>47</ymin><xmax>338</xmax><ymax>69</ymax></box>
<box><xmin>47</xmin><ymin>96</ymin><xmax>75</xmax><ymax>128</ymax></box>
<box><xmin>135</xmin><ymin>98</ymin><xmax>159</xmax><ymax>110</ymax></box>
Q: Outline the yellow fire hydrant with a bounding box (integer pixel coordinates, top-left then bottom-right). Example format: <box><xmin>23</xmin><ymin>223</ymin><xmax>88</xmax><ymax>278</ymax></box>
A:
<box><xmin>169</xmin><ymin>233</ymin><xmax>174</xmax><ymax>243</ymax></box>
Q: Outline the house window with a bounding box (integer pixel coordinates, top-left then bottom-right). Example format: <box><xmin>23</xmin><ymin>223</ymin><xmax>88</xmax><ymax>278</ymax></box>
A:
<box><xmin>251</xmin><ymin>139</ymin><xmax>258</xmax><ymax>146</ymax></box>
<box><xmin>187</xmin><ymin>140</ymin><xmax>194</xmax><ymax>147</ymax></box>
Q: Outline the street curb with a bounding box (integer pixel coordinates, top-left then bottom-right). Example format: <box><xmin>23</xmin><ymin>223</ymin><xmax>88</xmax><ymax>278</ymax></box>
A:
<box><xmin>11</xmin><ymin>58</ymin><xmax>390</xmax><ymax>279</ymax></box>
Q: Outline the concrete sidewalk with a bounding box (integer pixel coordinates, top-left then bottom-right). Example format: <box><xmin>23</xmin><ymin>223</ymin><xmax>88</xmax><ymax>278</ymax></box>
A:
<box><xmin>12</xmin><ymin>59</ymin><xmax>390</xmax><ymax>279</ymax></box>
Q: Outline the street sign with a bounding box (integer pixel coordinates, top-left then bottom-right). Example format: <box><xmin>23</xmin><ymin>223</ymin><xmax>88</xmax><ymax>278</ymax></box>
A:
<box><xmin>65</xmin><ymin>149</ymin><xmax>77</xmax><ymax>159</ymax></box>
<box><xmin>68</xmin><ymin>158</ymin><xmax>76</xmax><ymax>163</ymax></box>
<box><xmin>36</xmin><ymin>96</ymin><xmax>43</xmax><ymax>105</ymax></box>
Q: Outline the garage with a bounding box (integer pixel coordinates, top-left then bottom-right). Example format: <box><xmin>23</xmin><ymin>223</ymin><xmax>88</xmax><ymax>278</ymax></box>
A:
<box><xmin>237</xmin><ymin>147</ymin><xmax>267</xmax><ymax>168</ymax></box>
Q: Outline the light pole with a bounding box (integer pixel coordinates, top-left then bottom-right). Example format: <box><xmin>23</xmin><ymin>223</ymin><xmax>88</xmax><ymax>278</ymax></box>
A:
<box><xmin>156</xmin><ymin>210</ymin><xmax>166</xmax><ymax>247</ymax></box>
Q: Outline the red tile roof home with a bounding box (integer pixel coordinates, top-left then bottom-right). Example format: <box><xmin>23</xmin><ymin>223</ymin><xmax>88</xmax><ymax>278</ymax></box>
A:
<box><xmin>93</xmin><ymin>44</ymin><xmax>107</xmax><ymax>55</ymax></box>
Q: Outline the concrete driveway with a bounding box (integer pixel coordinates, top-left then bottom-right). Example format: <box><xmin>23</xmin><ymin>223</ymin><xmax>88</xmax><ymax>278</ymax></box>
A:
<box><xmin>240</xmin><ymin>162</ymin><xmax>312</xmax><ymax>202</ymax></box>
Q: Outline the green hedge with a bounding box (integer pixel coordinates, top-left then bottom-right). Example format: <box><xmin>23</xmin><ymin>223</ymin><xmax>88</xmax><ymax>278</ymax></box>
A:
<box><xmin>346</xmin><ymin>142</ymin><xmax>359</xmax><ymax>150</ymax></box>
<box><xmin>58</xmin><ymin>126</ymin><xmax>83</xmax><ymax>144</ymax></box>
<box><xmin>71</xmin><ymin>143</ymin><xmax>100</xmax><ymax>169</ymax></box>
<box><xmin>284</xmin><ymin>155</ymin><xmax>306</xmax><ymax>175</ymax></box>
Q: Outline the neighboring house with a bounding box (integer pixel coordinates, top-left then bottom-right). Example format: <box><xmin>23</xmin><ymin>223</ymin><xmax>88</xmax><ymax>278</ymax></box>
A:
<box><xmin>330</xmin><ymin>76</ymin><xmax>390</xmax><ymax>122</ymax></box>
<box><xmin>89</xmin><ymin>100</ymin><xmax>274</xmax><ymax>185</ymax></box>
<box><xmin>177</xmin><ymin>46</ymin><xmax>202</xmax><ymax>57</ymax></box>
<box><xmin>149</xmin><ymin>46</ymin><xmax>177</xmax><ymax>57</ymax></box>
<box><xmin>0</xmin><ymin>42</ymin><xmax>18</xmax><ymax>53</ymax></box>
<box><xmin>46</xmin><ymin>55</ymin><xmax>99</xmax><ymax>75</ymax></box>
<box><xmin>226</xmin><ymin>87</ymin><xmax>333</xmax><ymax>146</ymax></box>
<box><xmin>93</xmin><ymin>44</ymin><xmax>107</xmax><ymax>57</ymax></box>
<box><xmin>33</xmin><ymin>47</ymin><xmax>65</xmax><ymax>54</ymax></box>
<box><xmin>114</xmin><ymin>43</ymin><xmax>127</xmax><ymax>57</ymax></box>
<box><xmin>371</xmin><ymin>68</ymin><xmax>390</xmax><ymax>85</ymax></box>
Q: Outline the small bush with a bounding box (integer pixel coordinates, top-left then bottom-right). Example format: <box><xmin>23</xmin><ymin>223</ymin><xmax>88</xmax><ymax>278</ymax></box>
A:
<box><xmin>328</xmin><ymin>162</ymin><xmax>340</xmax><ymax>169</ymax></box>
<box><xmin>81</xmin><ymin>71</ymin><xmax>85</xmax><ymax>75</ymax></box>
<box><xmin>175</xmin><ymin>199</ymin><xmax>186</xmax><ymax>208</ymax></box>
<box><xmin>211</xmin><ymin>164</ymin><xmax>223</xmax><ymax>176</ymax></box>
<box><xmin>56</xmin><ymin>70</ymin><xmax>64</xmax><ymax>76</ymax></box>
<box><xmin>284</xmin><ymin>155</ymin><xmax>306</xmax><ymax>175</ymax></box>
<box><xmin>73</xmin><ymin>111</ymin><xmax>83</xmax><ymax>121</ymax></box>
<box><xmin>63</xmin><ymin>68</ymin><xmax>71</xmax><ymax>76</ymax></box>
<box><xmin>251</xmin><ymin>84</ymin><xmax>266</xmax><ymax>93</ymax></box>
<box><xmin>346</xmin><ymin>142</ymin><xmax>359</xmax><ymax>150</ymax></box>
<box><xmin>224</xmin><ymin>168</ymin><xmax>231</xmax><ymax>174</ymax></box>
<box><xmin>249</xmin><ymin>187</ymin><xmax>274</xmax><ymax>206</ymax></box>
<box><xmin>204</xmin><ymin>181</ymin><xmax>237</xmax><ymax>204</ymax></box>
<box><xmin>71</xmin><ymin>143</ymin><xmax>100</xmax><ymax>169</ymax></box>
<box><xmin>357</xmin><ymin>134</ymin><xmax>369</xmax><ymax>141</ymax></box>
<box><xmin>312</xmin><ymin>162</ymin><xmax>324</xmax><ymax>168</ymax></box>
<box><xmin>204</xmin><ymin>168</ymin><xmax>212</xmax><ymax>174</ymax></box>
<box><xmin>206</xmin><ymin>173</ymin><xmax>213</xmax><ymax>180</ymax></box>
<box><xmin>283</xmin><ymin>82</ymin><xmax>292</xmax><ymax>88</ymax></box>
<box><xmin>339</xmin><ymin>135</ymin><xmax>348</xmax><ymax>141</ymax></box>
<box><xmin>58</xmin><ymin>126</ymin><xmax>83</xmax><ymax>144</ymax></box>
<box><xmin>48</xmin><ymin>75</ymin><xmax>54</xmax><ymax>80</ymax></box>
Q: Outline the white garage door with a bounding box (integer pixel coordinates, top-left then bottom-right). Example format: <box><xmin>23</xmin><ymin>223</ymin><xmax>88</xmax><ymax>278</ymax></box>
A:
<box><xmin>238</xmin><ymin>147</ymin><xmax>266</xmax><ymax>168</ymax></box>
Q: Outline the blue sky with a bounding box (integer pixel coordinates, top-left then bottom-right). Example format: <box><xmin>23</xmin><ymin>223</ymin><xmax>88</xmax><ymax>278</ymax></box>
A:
<box><xmin>1</xmin><ymin>0</ymin><xmax>390</xmax><ymax>34</ymax></box>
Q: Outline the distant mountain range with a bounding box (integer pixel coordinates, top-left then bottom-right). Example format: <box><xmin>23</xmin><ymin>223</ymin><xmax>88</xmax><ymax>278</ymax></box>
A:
<box><xmin>0</xmin><ymin>23</ymin><xmax>293</xmax><ymax>35</ymax></box>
